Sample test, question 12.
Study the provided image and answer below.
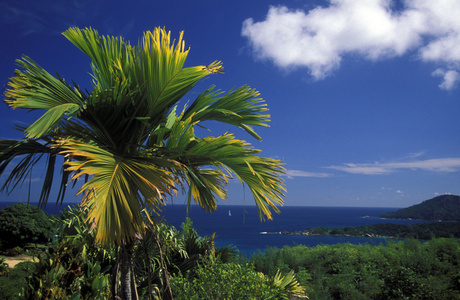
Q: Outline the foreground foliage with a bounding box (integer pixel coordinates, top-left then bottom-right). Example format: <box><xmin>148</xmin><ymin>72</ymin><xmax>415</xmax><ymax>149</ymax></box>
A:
<box><xmin>17</xmin><ymin>206</ymin><xmax>250</xmax><ymax>299</ymax></box>
<box><xmin>2</xmin><ymin>205</ymin><xmax>458</xmax><ymax>299</ymax></box>
<box><xmin>0</xmin><ymin>261</ymin><xmax>35</xmax><ymax>300</ymax></box>
<box><xmin>25</xmin><ymin>206</ymin><xmax>114</xmax><ymax>299</ymax></box>
<box><xmin>1</xmin><ymin>206</ymin><xmax>305</xmax><ymax>299</ymax></box>
<box><xmin>251</xmin><ymin>238</ymin><xmax>460</xmax><ymax>299</ymax></box>
<box><xmin>170</xmin><ymin>257</ymin><xmax>306</xmax><ymax>300</ymax></box>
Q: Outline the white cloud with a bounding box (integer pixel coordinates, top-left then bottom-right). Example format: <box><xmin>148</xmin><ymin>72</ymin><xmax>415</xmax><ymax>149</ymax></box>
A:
<box><xmin>242</xmin><ymin>0</ymin><xmax>460</xmax><ymax>89</ymax></box>
<box><xmin>327</xmin><ymin>157</ymin><xmax>460</xmax><ymax>175</ymax></box>
<box><xmin>327</xmin><ymin>163</ymin><xmax>392</xmax><ymax>175</ymax></box>
<box><xmin>432</xmin><ymin>68</ymin><xmax>460</xmax><ymax>90</ymax></box>
<box><xmin>285</xmin><ymin>169</ymin><xmax>333</xmax><ymax>179</ymax></box>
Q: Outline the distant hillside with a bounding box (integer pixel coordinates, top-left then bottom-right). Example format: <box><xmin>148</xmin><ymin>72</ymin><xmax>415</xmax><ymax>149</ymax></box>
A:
<box><xmin>380</xmin><ymin>194</ymin><xmax>460</xmax><ymax>221</ymax></box>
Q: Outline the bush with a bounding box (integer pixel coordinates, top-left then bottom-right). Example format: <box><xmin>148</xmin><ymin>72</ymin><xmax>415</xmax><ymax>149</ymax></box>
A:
<box><xmin>25</xmin><ymin>206</ymin><xmax>114</xmax><ymax>300</ymax></box>
<box><xmin>0</xmin><ymin>203</ymin><xmax>53</xmax><ymax>249</ymax></box>
<box><xmin>0</xmin><ymin>258</ymin><xmax>8</xmax><ymax>275</ymax></box>
<box><xmin>3</xmin><ymin>246</ymin><xmax>25</xmax><ymax>257</ymax></box>
<box><xmin>0</xmin><ymin>261</ymin><xmax>35</xmax><ymax>299</ymax></box>
<box><xmin>170</xmin><ymin>258</ymin><xmax>303</xmax><ymax>300</ymax></box>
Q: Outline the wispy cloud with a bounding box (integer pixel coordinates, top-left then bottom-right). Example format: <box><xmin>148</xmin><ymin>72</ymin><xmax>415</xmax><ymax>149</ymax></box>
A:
<box><xmin>408</xmin><ymin>151</ymin><xmax>425</xmax><ymax>158</ymax></box>
<box><xmin>242</xmin><ymin>0</ymin><xmax>460</xmax><ymax>90</ymax></box>
<box><xmin>432</xmin><ymin>68</ymin><xmax>460</xmax><ymax>90</ymax></box>
<box><xmin>285</xmin><ymin>169</ymin><xmax>333</xmax><ymax>179</ymax></box>
<box><xmin>327</xmin><ymin>158</ymin><xmax>460</xmax><ymax>175</ymax></box>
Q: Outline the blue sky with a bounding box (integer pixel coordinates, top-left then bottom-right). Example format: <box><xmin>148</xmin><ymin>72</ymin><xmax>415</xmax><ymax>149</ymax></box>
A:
<box><xmin>1</xmin><ymin>0</ymin><xmax>460</xmax><ymax>208</ymax></box>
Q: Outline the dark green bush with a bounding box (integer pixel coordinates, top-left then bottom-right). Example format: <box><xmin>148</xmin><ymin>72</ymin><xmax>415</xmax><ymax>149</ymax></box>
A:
<box><xmin>0</xmin><ymin>203</ymin><xmax>53</xmax><ymax>249</ymax></box>
<box><xmin>250</xmin><ymin>239</ymin><xmax>460</xmax><ymax>300</ymax></box>
<box><xmin>0</xmin><ymin>261</ymin><xmax>35</xmax><ymax>299</ymax></box>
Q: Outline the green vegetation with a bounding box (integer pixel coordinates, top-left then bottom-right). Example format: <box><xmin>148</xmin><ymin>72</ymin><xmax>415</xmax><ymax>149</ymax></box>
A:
<box><xmin>1</xmin><ymin>204</ymin><xmax>460</xmax><ymax>299</ymax></box>
<box><xmin>0</xmin><ymin>261</ymin><xmax>35</xmax><ymax>300</ymax></box>
<box><xmin>250</xmin><ymin>239</ymin><xmax>460</xmax><ymax>299</ymax></box>
<box><xmin>0</xmin><ymin>206</ymin><xmax>305</xmax><ymax>299</ymax></box>
<box><xmin>0</xmin><ymin>203</ymin><xmax>53</xmax><ymax>249</ymax></box>
<box><xmin>380</xmin><ymin>194</ymin><xmax>460</xmax><ymax>221</ymax></box>
<box><xmin>293</xmin><ymin>221</ymin><xmax>460</xmax><ymax>240</ymax></box>
<box><xmin>25</xmin><ymin>206</ymin><xmax>115</xmax><ymax>299</ymax></box>
<box><xmin>171</xmin><ymin>258</ymin><xmax>305</xmax><ymax>300</ymax></box>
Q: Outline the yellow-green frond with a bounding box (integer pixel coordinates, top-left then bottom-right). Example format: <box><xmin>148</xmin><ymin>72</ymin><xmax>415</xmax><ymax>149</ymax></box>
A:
<box><xmin>184</xmin><ymin>85</ymin><xmax>270</xmax><ymax>140</ymax></box>
<box><xmin>171</xmin><ymin>133</ymin><xmax>285</xmax><ymax>220</ymax></box>
<box><xmin>137</xmin><ymin>28</ymin><xmax>223</xmax><ymax>116</ymax></box>
<box><xmin>204</xmin><ymin>61</ymin><xmax>224</xmax><ymax>74</ymax></box>
<box><xmin>63</xmin><ymin>27</ymin><xmax>135</xmax><ymax>90</ymax></box>
<box><xmin>4</xmin><ymin>56</ymin><xmax>83</xmax><ymax>138</ymax></box>
<box><xmin>186</xmin><ymin>167</ymin><xmax>230</xmax><ymax>212</ymax></box>
<box><xmin>54</xmin><ymin>139</ymin><xmax>177</xmax><ymax>246</ymax></box>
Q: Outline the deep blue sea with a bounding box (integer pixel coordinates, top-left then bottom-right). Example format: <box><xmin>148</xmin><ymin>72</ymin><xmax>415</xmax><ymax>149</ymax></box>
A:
<box><xmin>0</xmin><ymin>202</ymin><xmax>425</xmax><ymax>256</ymax></box>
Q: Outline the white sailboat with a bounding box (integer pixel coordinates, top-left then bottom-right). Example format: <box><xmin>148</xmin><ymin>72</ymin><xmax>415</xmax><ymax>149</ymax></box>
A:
<box><xmin>229</xmin><ymin>210</ymin><xmax>232</xmax><ymax>217</ymax></box>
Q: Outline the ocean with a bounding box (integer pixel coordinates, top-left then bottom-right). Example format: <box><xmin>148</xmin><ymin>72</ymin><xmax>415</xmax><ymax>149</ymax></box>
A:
<box><xmin>0</xmin><ymin>202</ymin><xmax>425</xmax><ymax>256</ymax></box>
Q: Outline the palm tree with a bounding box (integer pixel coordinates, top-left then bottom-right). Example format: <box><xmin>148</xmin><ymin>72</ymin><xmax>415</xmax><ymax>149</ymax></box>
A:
<box><xmin>0</xmin><ymin>27</ymin><xmax>285</xmax><ymax>299</ymax></box>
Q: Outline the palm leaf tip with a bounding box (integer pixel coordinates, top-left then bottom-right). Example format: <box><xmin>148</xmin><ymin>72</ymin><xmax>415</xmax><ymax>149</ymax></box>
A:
<box><xmin>205</xmin><ymin>61</ymin><xmax>224</xmax><ymax>74</ymax></box>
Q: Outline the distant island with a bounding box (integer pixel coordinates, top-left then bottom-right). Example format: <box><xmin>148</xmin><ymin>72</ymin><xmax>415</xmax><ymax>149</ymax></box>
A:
<box><xmin>279</xmin><ymin>222</ymin><xmax>460</xmax><ymax>240</ymax></box>
<box><xmin>278</xmin><ymin>194</ymin><xmax>460</xmax><ymax>240</ymax></box>
<box><xmin>379</xmin><ymin>194</ymin><xmax>460</xmax><ymax>221</ymax></box>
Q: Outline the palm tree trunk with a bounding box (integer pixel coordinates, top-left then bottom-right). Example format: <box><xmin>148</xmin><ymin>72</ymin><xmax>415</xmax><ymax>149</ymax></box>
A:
<box><xmin>111</xmin><ymin>259</ymin><xmax>120</xmax><ymax>299</ymax></box>
<box><xmin>120</xmin><ymin>239</ymin><xmax>137</xmax><ymax>300</ymax></box>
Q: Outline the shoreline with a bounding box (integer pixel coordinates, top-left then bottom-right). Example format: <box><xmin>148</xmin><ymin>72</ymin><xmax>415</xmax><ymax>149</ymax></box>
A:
<box><xmin>259</xmin><ymin>229</ymin><xmax>404</xmax><ymax>240</ymax></box>
<box><xmin>264</xmin><ymin>230</ymin><xmax>400</xmax><ymax>240</ymax></box>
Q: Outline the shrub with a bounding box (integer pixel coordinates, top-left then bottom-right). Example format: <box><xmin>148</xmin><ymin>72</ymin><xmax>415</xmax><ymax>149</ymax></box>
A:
<box><xmin>171</xmin><ymin>260</ymin><xmax>280</xmax><ymax>299</ymax></box>
<box><xmin>170</xmin><ymin>257</ymin><xmax>306</xmax><ymax>300</ymax></box>
<box><xmin>0</xmin><ymin>203</ymin><xmax>53</xmax><ymax>249</ymax></box>
<box><xmin>0</xmin><ymin>261</ymin><xmax>35</xmax><ymax>299</ymax></box>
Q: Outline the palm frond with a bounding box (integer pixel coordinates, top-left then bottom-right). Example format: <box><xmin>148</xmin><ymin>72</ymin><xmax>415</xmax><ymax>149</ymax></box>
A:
<box><xmin>186</xmin><ymin>167</ymin><xmax>229</xmax><ymax>213</ymax></box>
<box><xmin>158</xmin><ymin>120</ymin><xmax>285</xmax><ymax>220</ymax></box>
<box><xmin>63</xmin><ymin>27</ymin><xmax>223</xmax><ymax>150</ymax></box>
<box><xmin>151</xmin><ymin>108</ymin><xmax>284</xmax><ymax>219</ymax></box>
<box><xmin>204</xmin><ymin>137</ymin><xmax>285</xmax><ymax>220</ymax></box>
<box><xmin>273</xmin><ymin>270</ymin><xmax>308</xmax><ymax>299</ymax></box>
<box><xmin>184</xmin><ymin>85</ymin><xmax>270</xmax><ymax>140</ymax></box>
<box><xmin>63</xmin><ymin>27</ymin><xmax>135</xmax><ymax>91</ymax></box>
<box><xmin>2</xmin><ymin>26</ymin><xmax>286</xmax><ymax>249</ymax></box>
<box><xmin>137</xmin><ymin>28</ymin><xmax>223</xmax><ymax>123</ymax></box>
<box><xmin>0</xmin><ymin>138</ymin><xmax>66</xmax><ymax>207</ymax></box>
<box><xmin>4</xmin><ymin>56</ymin><xmax>83</xmax><ymax>138</ymax></box>
<box><xmin>54</xmin><ymin>139</ymin><xmax>178</xmax><ymax>246</ymax></box>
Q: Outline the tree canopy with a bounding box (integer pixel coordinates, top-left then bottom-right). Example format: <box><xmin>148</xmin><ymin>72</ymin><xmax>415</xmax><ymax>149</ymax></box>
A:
<box><xmin>0</xmin><ymin>203</ymin><xmax>53</xmax><ymax>249</ymax></box>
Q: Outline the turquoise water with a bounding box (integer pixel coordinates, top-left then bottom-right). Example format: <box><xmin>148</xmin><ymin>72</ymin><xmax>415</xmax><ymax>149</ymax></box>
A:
<box><xmin>0</xmin><ymin>202</ymin><xmax>425</xmax><ymax>256</ymax></box>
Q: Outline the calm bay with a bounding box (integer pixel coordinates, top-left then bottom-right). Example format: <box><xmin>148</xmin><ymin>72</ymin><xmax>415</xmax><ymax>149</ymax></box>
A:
<box><xmin>0</xmin><ymin>202</ymin><xmax>426</xmax><ymax>256</ymax></box>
